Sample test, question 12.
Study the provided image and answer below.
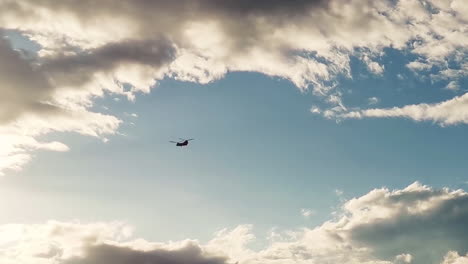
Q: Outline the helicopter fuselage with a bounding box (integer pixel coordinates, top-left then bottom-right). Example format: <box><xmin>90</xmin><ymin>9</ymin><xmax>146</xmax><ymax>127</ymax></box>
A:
<box><xmin>176</xmin><ymin>140</ymin><xmax>189</xmax><ymax>146</ymax></box>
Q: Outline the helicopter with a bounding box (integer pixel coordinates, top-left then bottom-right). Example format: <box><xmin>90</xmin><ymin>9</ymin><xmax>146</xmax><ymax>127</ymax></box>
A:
<box><xmin>169</xmin><ymin>138</ymin><xmax>194</xmax><ymax>147</ymax></box>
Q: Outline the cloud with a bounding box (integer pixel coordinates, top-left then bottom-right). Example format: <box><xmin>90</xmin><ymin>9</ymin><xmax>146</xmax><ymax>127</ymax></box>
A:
<box><xmin>0</xmin><ymin>220</ymin><xmax>234</xmax><ymax>264</ymax></box>
<box><xmin>0</xmin><ymin>183</ymin><xmax>467</xmax><ymax>264</ymax></box>
<box><xmin>40</xmin><ymin>37</ymin><xmax>176</xmax><ymax>91</ymax></box>
<box><xmin>345</xmin><ymin>182</ymin><xmax>468</xmax><ymax>263</ymax></box>
<box><xmin>0</xmin><ymin>35</ymin><xmax>172</xmax><ymax>175</ymax></box>
<box><xmin>300</xmin><ymin>208</ymin><xmax>315</xmax><ymax>218</ymax></box>
<box><xmin>407</xmin><ymin>61</ymin><xmax>432</xmax><ymax>72</ymax></box>
<box><xmin>63</xmin><ymin>243</ymin><xmax>227</xmax><ymax>264</ymax></box>
<box><xmin>361</xmin><ymin>55</ymin><xmax>385</xmax><ymax>75</ymax></box>
<box><xmin>368</xmin><ymin>97</ymin><xmax>380</xmax><ymax>105</ymax></box>
<box><xmin>310</xmin><ymin>106</ymin><xmax>321</xmax><ymax>114</ymax></box>
<box><xmin>395</xmin><ymin>254</ymin><xmax>413</xmax><ymax>264</ymax></box>
<box><xmin>2</xmin><ymin>0</ymin><xmax>466</xmax><ymax>89</ymax></box>
<box><xmin>256</xmin><ymin>182</ymin><xmax>468</xmax><ymax>264</ymax></box>
<box><xmin>341</xmin><ymin>93</ymin><xmax>468</xmax><ymax>126</ymax></box>
<box><xmin>445</xmin><ymin>81</ymin><xmax>460</xmax><ymax>91</ymax></box>
<box><xmin>0</xmin><ymin>107</ymin><xmax>121</xmax><ymax>176</ymax></box>
<box><xmin>0</xmin><ymin>37</ymin><xmax>56</xmax><ymax>123</ymax></box>
<box><xmin>442</xmin><ymin>252</ymin><xmax>468</xmax><ymax>264</ymax></box>
<box><xmin>0</xmin><ymin>0</ymin><xmax>467</xmax><ymax>174</ymax></box>
<box><xmin>0</xmin><ymin>221</ymin><xmax>133</xmax><ymax>263</ymax></box>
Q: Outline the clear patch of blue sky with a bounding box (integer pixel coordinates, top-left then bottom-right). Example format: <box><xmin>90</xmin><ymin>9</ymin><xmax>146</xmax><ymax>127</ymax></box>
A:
<box><xmin>2</xmin><ymin>29</ymin><xmax>41</xmax><ymax>53</ymax></box>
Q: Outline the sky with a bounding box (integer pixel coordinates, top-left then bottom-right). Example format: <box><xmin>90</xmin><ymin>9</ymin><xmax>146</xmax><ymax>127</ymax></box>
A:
<box><xmin>0</xmin><ymin>1</ymin><xmax>467</xmax><ymax>264</ymax></box>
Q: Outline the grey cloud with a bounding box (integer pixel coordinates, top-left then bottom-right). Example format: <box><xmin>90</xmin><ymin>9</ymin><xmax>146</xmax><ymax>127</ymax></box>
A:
<box><xmin>0</xmin><ymin>34</ymin><xmax>176</xmax><ymax>124</ymax></box>
<box><xmin>350</xmin><ymin>191</ymin><xmax>468</xmax><ymax>264</ymax></box>
<box><xmin>63</xmin><ymin>243</ymin><xmax>227</xmax><ymax>264</ymax></box>
<box><xmin>0</xmin><ymin>36</ymin><xmax>57</xmax><ymax>123</ymax></box>
<box><xmin>1</xmin><ymin>0</ymin><xmax>465</xmax><ymax>86</ymax></box>
<box><xmin>197</xmin><ymin>0</ymin><xmax>329</xmax><ymax>17</ymax></box>
<box><xmin>258</xmin><ymin>184</ymin><xmax>468</xmax><ymax>264</ymax></box>
<box><xmin>41</xmin><ymin>37</ymin><xmax>176</xmax><ymax>87</ymax></box>
<box><xmin>26</xmin><ymin>0</ymin><xmax>328</xmax><ymax>18</ymax></box>
<box><xmin>7</xmin><ymin>0</ymin><xmax>330</xmax><ymax>52</ymax></box>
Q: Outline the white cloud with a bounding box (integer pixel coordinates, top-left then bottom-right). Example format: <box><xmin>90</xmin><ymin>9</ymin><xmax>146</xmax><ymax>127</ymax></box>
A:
<box><xmin>445</xmin><ymin>81</ymin><xmax>460</xmax><ymax>91</ymax></box>
<box><xmin>300</xmin><ymin>208</ymin><xmax>315</xmax><ymax>218</ymax></box>
<box><xmin>0</xmin><ymin>110</ymin><xmax>120</xmax><ymax>175</ymax></box>
<box><xmin>368</xmin><ymin>97</ymin><xmax>380</xmax><ymax>105</ymax></box>
<box><xmin>341</xmin><ymin>92</ymin><xmax>468</xmax><ymax>126</ymax></box>
<box><xmin>0</xmin><ymin>220</ymin><xmax>133</xmax><ymax>264</ymax></box>
<box><xmin>310</xmin><ymin>106</ymin><xmax>321</xmax><ymax>114</ymax></box>
<box><xmin>395</xmin><ymin>254</ymin><xmax>413</xmax><ymax>264</ymax></box>
<box><xmin>0</xmin><ymin>183</ymin><xmax>466</xmax><ymax>264</ymax></box>
<box><xmin>406</xmin><ymin>61</ymin><xmax>432</xmax><ymax>72</ymax></box>
<box><xmin>442</xmin><ymin>252</ymin><xmax>468</xmax><ymax>264</ymax></box>
<box><xmin>362</xmin><ymin>55</ymin><xmax>385</xmax><ymax>75</ymax></box>
<box><xmin>124</xmin><ymin>112</ymin><xmax>138</xmax><ymax>118</ymax></box>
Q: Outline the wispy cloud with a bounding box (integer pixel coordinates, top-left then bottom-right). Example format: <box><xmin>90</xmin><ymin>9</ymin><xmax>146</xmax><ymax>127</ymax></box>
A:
<box><xmin>445</xmin><ymin>81</ymin><xmax>460</xmax><ymax>91</ymax></box>
<box><xmin>368</xmin><ymin>97</ymin><xmax>380</xmax><ymax>105</ymax></box>
<box><xmin>300</xmin><ymin>208</ymin><xmax>315</xmax><ymax>218</ymax></box>
<box><xmin>342</xmin><ymin>93</ymin><xmax>468</xmax><ymax>126</ymax></box>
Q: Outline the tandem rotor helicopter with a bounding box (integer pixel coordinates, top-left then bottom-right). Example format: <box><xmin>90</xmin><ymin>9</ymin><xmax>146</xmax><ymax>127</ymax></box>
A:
<box><xmin>169</xmin><ymin>138</ymin><xmax>194</xmax><ymax>147</ymax></box>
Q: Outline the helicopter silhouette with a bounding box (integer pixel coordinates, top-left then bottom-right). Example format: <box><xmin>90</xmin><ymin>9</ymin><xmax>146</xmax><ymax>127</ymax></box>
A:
<box><xmin>169</xmin><ymin>138</ymin><xmax>194</xmax><ymax>147</ymax></box>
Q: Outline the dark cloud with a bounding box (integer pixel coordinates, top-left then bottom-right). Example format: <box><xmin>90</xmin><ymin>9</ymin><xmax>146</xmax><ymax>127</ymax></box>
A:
<box><xmin>198</xmin><ymin>0</ymin><xmax>329</xmax><ymax>16</ymax></box>
<box><xmin>0</xmin><ymin>36</ymin><xmax>57</xmax><ymax>123</ymax></box>
<box><xmin>28</xmin><ymin>0</ymin><xmax>328</xmax><ymax>18</ymax></box>
<box><xmin>41</xmin><ymin>37</ymin><xmax>176</xmax><ymax>87</ymax></box>
<box><xmin>0</xmin><ymin>33</ymin><xmax>176</xmax><ymax>124</ymax></box>
<box><xmin>1</xmin><ymin>0</ymin><xmax>332</xmax><ymax>53</ymax></box>
<box><xmin>350</xmin><ymin>192</ymin><xmax>468</xmax><ymax>264</ymax></box>
<box><xmin>63</xmin><ymin>243</ymin><xmax>228</xmax><ymax>264</ymax></box>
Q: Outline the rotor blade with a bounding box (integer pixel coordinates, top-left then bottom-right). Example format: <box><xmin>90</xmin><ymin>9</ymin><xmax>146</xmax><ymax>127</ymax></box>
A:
<box><xmin>169</xmin><ymin>141</ymin><xmax>177</xmax><ymax>143</ymax></box>
<box><xmin>187</xmin><ymin>139</ymin><xmax>194</xmax><ymax>141</ymax></box>
<box><xmin>179</xmin><ymin>138</ymin><xmax>186</xmax><ymax>141</ymax></box>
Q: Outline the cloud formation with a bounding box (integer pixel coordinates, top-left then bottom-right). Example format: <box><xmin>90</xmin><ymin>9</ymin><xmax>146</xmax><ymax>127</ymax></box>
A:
<box><xmin>0</xmin><ymin>0</ymin><xmax>467</xmax><ymax>174</ymax></box>
<box><xmin>0</xmin><ymin>35</ymin><xmax>130</xmax><ymax>175</ymax></box>
<box><xmin>254</xmin><ymin>182</ymin><xmax>468</xmax><ymax>264</ymax></box>
<box><xmin>2</xmin><ymin>0</ymin><xmax>465</xmax><ymax>89</ymax></box>
<box><xmin>442</xmin><ymin>252</ymin><xmax>468</xmax><ymax>264</ymax></box>
<box><xmin>0</xmin><ymin>183</ymin><xmax>467</xmax><ymax>264</ymax></box>
<box><xmin>64</xmin><ymin>243</ymin><xmax>227</xmax><ymax>264</ymax></box>
<box><xmin>0</xmin><ymin>37</ymin><xmax>55</xmax><ymax>123</ymax></box>
<box><xmin>342</xmin><ymin>93</ymin><xmax>468</xmax><ymax>126</ymax></box>
<box><xmin>40</xmin><ymin>37</ymin><xmax>176</xmax><ymax>89</ymax></box>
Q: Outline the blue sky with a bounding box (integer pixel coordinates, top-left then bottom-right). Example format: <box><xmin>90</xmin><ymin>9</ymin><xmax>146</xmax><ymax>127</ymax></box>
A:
<box><xmin>2</xmin><ymin>70</ymin><xmax>468</xmax><ymax>242</ymax></box>
<box><xmin>0</xmin><ymin>1</ymin><xmax>468</xmax><ymax>264</ymax></box>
